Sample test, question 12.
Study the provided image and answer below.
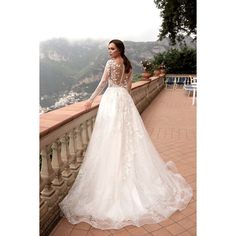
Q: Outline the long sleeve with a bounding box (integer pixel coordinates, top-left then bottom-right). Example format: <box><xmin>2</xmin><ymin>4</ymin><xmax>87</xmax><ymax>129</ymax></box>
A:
<box><xmin>88</xmin><ymin>60</ymin><xmax>111</xmax><ymax>103</ymax></box>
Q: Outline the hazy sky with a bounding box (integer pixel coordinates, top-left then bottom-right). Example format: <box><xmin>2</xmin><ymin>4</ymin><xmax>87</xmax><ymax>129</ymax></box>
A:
<box><xmin>39</xmin><ymin>0</ymin><xmax>162</xmax><ymax>42</ymax></box>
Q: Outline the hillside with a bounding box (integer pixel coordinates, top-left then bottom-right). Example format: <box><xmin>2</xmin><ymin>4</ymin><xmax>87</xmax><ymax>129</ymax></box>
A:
<box><xmin>40</xmin><ymin>37</ymin><xmax>196</xmax><ymax>111</ymax></box>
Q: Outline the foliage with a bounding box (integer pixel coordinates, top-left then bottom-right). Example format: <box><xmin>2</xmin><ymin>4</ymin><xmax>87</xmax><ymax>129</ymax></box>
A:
<box><xmin>152</xmin><ymin>46</ymin><xmax>196</xmax><ymax>74</ymax></box>
<box><xmin>132</xmin><ymin>73</ymin><xmax>143</xmax><ymax>82</ymax></box>
<box><xmin>140</xmin><ymin>59</ymin><xmax>154</xmax><ymax>73</ymax></box>
<box><xmin>154</xmin><ymin>0</ymin><xmax>196</xmax><ymax>45</ymax></box>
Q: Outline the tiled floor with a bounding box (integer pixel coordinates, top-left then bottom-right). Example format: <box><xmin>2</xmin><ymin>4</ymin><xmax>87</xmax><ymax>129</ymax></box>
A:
<box><xmin>49</xmin><ymin>88</ymin><xmax>196</xmax><ymax>236</ymax></box>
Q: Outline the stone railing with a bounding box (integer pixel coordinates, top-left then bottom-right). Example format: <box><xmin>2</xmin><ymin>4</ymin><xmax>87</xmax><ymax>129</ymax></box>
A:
<box><xmin>40</xmin><ymin>76</ymin><xmax>164</xmax><ymax>236</ymax></box>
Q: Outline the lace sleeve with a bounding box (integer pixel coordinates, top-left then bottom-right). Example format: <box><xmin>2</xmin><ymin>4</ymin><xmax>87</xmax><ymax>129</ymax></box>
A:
<box><xmin>88</xmin><ymin>60</ymin><xmax>111</xmax><ymax>103</ymax></box>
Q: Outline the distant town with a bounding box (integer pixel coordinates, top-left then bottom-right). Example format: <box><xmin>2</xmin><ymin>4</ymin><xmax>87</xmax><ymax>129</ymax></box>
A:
<box><xmin>40</xmin><ymin>90</ymin><xmax>89</xmax><ymax>114</ymax></box>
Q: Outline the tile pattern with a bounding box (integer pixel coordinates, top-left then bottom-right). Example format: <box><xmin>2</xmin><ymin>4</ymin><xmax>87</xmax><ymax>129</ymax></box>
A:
<box><xmin>49</xmin><ymin>88</ymin><xmax>196</xmax><ymax>236</ymax></box>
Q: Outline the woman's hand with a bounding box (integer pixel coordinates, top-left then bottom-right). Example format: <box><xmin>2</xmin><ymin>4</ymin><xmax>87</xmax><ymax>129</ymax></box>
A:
<box><xmin>84</xmin><ymin>100</ymin><xmax>93</xmax><ymax>110</ymax></box>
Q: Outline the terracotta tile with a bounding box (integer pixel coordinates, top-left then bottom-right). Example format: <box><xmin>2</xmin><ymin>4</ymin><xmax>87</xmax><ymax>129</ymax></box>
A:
<box><xmin>187</xmin><ymin>226</ymin><xmax>196</xmax><ymax>236</ymax></box>
<box><xmin>159</xmin><ymin>218</ymin><xmax>175</xmax><ymax>227</ymax></box>
<box><xmin>111</xmin><ymin>229</ymin><xmax>131</xmax><ymax>236</ymax></box>
<box><xmin>108</xmin><ymin>228</ymin><xmax>126</xmax><ymax>234</ymax></box>
<box><xmin>87</xmin><ymin>232</ymin><xmax>94</xmax><ymax>236</ymax></box>
<box><xmin>142</xmin><ymin>223</ymin><xmax>162</xmax><ymax>232</ymax></box>
<box><xmin>74</xmin><ymin>222</ymin><xmax>92</xmax><ymax>230</ymax></box>
<box><xmin>180</xmin><ymin>208</ymin><xmax>195</xmax><ymax>217</ymax></box>
<box><xmin>90</xmin><ymin>228</ymin><xmax>112</xmax><ymax>236</ymax></box>
<box><xmin>190</xmin><ymin>198</ymin><xmax>195</xmax><ymax>203</ymax></box>
<box><xmin>178</xmin><ymin>217</ymin><xmax>195</xmax><ymax>230</ymax></box>
<box><xmin>188</xmin><ymin>213</ymin><xmax>196</xmax><ymax>223</ymax></box>
<box><xmin>185</xmin><ymin>175</ymin><xmax>196</xmax><ymax>183</ymax></box>
<box><xmin>176</xmin><ymin>232</ymin><xmax>192</xmax><ymax>236</ymax></box>
<box><xmin>49</xmin><ymin>220</ymin><xmax>63</xmax><ymax>236</ymax></box>
<box><xmin>50</xmin><ymin>225</ymin><xmax>73</xmax><ymax>236</ymax></box>
<box><xmin>59</xmin><ymin>218</ymin><xmax>74</xmax><ymax>229</ymax></box>
<box><xmin>151</xmin><ymin>228</ymin><xmax>173</xmax><ymax>236</ymax></box>
<box><xmin>166</xmin><ymin>223</ymin><xmax>185</xmax><ymax>235</ymax></box>
<box><xmin>170</xmin><ymin>212</ymin><xmax>187</xmax><ymax>222</ymax></box>
<box><xmin>190</xmin><ymin>182</ymin><xmax>196</xmax><ymax>190</ymax></box>
<box><xmin>188</xmin><ymin>202</ymin><xmax>196</xmax><ymax>210</ymax></box>
<box><xmin>126</xmin><ymin>226</ymin><xmax>148</xmax><ymax>236</ymax></box>
<box><xmin>125</xmin><ymin>225</ymin><xmax>137</xmax><ymax>230</ymax></box>
<box><xmin>181</xmin><ymin>168</ymin><xmax>195</xmax><ymax>177</ymax></box>
<box><xmin>70</xmin><ymin>228</ymin><xmax>88</xmax><ymax>236</ymax></box>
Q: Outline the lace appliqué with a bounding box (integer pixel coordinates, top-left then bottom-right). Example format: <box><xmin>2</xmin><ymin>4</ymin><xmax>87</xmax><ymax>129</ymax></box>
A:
<box><xmin>88</xmin><ymin>61</ymin><xmax>111</xmax><ymax>102</ymax></box>
<box><xmin>121</xmin><ymin>102</ymin><xmax>143</xmax><ymax>181</ymax></box>
<box><xmin>108</xmin><ymin>59</ymin><xmax>131</xmax><ymax>90</ymax></box>
<box><xmin>88</xmin><ymin>59</ymin><xmax>132</xmax><ymax>102</ymax></box>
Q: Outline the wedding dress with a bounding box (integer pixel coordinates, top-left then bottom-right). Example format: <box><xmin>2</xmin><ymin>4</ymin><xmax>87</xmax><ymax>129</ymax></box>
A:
<box><xmin>59</xmin><ymin>59</ymin><xmax>193</xmax><ymax>230</ymax></box>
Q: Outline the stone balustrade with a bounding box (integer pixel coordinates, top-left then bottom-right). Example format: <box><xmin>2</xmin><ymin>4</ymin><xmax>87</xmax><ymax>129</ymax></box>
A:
<box><xmin>39</xmin><ymin>76</ymin><xmax>164</xmax><ymax>236</ymax></box>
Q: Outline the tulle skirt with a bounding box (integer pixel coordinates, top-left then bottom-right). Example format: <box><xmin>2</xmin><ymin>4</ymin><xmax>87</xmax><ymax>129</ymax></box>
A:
<box><xmin>59</xmin><ymin>86</ymin><xmax>193</xmax><ymax>229</ymax></box>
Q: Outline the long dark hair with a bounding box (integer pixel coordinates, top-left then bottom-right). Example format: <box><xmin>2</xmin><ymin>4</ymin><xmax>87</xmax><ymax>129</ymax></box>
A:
<box><xmin>109</xmin><ymin>39</ymin><xmax>132</xmax><ymax>73</ymax></box>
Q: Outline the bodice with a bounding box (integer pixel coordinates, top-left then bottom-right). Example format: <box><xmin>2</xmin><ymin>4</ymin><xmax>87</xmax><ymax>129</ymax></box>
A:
<box><xmin>107</xmin><ymin>59</ymin><xmax>130</xmax><ymax>90</ymax></box>
<box><xmin>88</xmin><ymin>59</ymin><xmax>132</xmax><ymax>102</ymax></box>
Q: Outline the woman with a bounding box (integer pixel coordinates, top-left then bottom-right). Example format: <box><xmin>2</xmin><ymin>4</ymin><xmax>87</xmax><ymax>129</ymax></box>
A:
<box><xmin>59</xmin><ymin>39</ymin><xmax>193</xmax><ymax>230</ymax></box>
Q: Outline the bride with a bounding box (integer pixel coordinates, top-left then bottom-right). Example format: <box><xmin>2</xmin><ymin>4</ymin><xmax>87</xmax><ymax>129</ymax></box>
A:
<box><xmin>59</xmin><ymin>39</ymin><xmax>193</xmax><ymax>230</ymax></box>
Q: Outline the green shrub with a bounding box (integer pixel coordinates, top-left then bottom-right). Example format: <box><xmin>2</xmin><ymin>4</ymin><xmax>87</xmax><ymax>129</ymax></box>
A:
<box><xmin>152</xmin><ymin>47</ymin><xmax>196</xmax><ymax>74</ymax></box>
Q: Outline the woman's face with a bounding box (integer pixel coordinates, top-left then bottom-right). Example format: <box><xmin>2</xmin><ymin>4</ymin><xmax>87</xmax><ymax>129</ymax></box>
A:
<box><xmin>108</xmin><ymin>43</ymin><xmax>120</xmax><ymax>58</ymax></box>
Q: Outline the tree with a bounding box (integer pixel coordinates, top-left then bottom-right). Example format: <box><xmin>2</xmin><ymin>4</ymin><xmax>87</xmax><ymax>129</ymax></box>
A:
<box><xmin>152</xmin><ymin>47</ymin><xmax>196</xmax><ymax>74</ymax></box>
<box><xmin>154</xmin><ymin>0</ymin><xmax>196</xmax><ymax>45</ymax></box>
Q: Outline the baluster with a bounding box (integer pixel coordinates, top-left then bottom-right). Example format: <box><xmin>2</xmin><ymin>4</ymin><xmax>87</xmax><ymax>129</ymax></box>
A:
<box><xmin>81</xmin><ymin>121</ymin><xmax>89</xmax><ymax>154</ymax></box>
<box><xmin>92</xmin><ymin>116</ymin><xmax>96</xmax><ymax>130</ymax></box>
<box><xmin>40</xmin><ymin>198</ymin><xmax>48</xmax><ymax>220</ymax></box>
<box><xmin>51</xmin><ymin>141</ymin><xmax>66</xmax><ymax>199</ymax></box>
<box><xmin>40</xmin><ymin>147</ymin><xmax>57</xmax><ymax>207</ymax></box>
<box><xmin>60</xmin><ymin>135</ymin><xmax>73</xmax><ymax>188</ymax></box>
<box><xmin>69</xmin><ymin>129</ymin><xmax>80</xmax><ymax>176</ymax></box>
<box><xmin>40</xmin><ymin>173</ymin><xmax>45</xmax><ymax>193</ymax></box>
<box><xmin>87</xmin><ymin>119</ymin><xmax>92</xmax><ymax>139</ymax></box>
<box><xmin>75</xmin><ymin>126</ymin><xmax>83</xmax><ymax>166</ymax></box>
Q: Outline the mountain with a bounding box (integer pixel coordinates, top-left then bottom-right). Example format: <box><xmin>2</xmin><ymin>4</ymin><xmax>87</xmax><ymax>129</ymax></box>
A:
<box><xmin>40</xmin><ymin>37</ymin><xmax>196</xmax><ymax>112</ymax></box>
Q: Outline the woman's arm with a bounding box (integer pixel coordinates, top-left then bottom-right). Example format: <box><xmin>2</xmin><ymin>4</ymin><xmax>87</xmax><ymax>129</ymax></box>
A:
<box><xmin>84</xmin><ymin>60</ymin><xmax>110</xmax><ymax>110</ymax></box>
<box><xmin>88</xmin><ymin>60</ymin><xmax>111</xmax><ymax>103</ymax></box>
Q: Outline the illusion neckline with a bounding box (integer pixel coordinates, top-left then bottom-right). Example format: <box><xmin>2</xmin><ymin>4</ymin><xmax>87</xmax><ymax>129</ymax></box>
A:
<box><xmin>111</xmin><ymin>58</ymin><xmax>124</xmax><ymax>67</ymax></box>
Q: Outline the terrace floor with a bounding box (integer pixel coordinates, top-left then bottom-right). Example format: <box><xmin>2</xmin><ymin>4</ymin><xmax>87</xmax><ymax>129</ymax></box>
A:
<box><xmin>49</xmin><ymin>87</ymin><xmax>196</xmax><ymax>236</ymax></box>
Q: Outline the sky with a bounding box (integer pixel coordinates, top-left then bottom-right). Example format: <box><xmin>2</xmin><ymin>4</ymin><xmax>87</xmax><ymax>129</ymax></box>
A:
<box><xmin>39</xmin><ymin>0</ymin><xmax>162</xmax><ymax>42</ymax></box>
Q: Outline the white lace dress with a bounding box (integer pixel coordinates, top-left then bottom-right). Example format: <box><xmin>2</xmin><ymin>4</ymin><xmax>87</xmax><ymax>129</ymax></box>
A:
<box><xmin>59</xmin><ymin>59</ymin><xmax>193</xmax><ymax>229</ymax></box>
